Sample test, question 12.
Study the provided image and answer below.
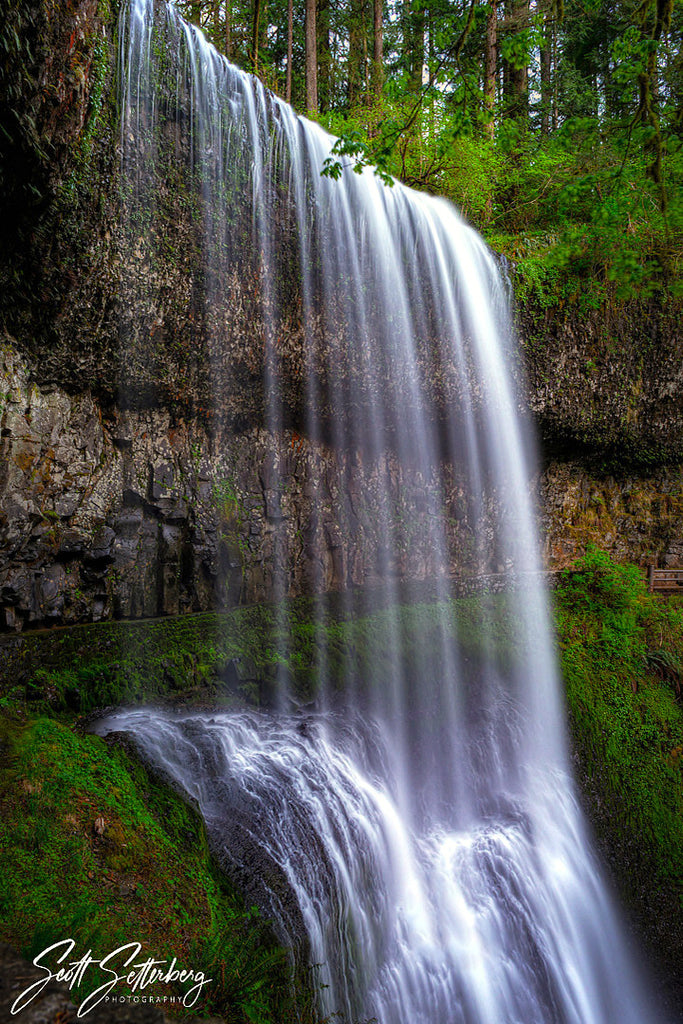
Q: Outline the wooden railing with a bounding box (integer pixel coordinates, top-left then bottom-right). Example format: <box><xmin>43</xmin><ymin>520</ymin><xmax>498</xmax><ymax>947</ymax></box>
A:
<box><xmin>647</xmin><ymin>566</ymin><xmax>683</xmax><ymax>593</ymax></box>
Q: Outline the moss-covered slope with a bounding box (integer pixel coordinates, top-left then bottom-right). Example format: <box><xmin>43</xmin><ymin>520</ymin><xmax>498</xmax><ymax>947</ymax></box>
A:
<box><xmin>0</xmin><ymin>712</ymin><xmax>318</xmax><ymax>1022</ymax></box>
<box><xmin>555</xmin><ymin>548</ymin><xmax>683</xmax><ymax>1006</ymax></box>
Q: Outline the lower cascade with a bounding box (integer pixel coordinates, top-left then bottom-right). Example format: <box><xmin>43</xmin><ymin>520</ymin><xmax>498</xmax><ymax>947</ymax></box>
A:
<box><xmin>98</xmin><ymin>2</ymin><xmax>662</xmax><ymax>1021</ymax></box>
<box><xmin>97</xmin><ymin>703</ymin><xmax>655</xmax><ymax>1024</ymax></box>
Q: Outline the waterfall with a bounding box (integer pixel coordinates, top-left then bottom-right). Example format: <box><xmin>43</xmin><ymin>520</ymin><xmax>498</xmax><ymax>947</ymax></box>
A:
<box><xmin>97</xmin><ymin>2</ymin><xmax>661</xmax><ymax>1021</ymax></box>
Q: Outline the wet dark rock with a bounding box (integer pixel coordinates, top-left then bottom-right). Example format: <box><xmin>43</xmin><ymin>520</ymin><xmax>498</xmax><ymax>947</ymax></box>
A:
<box><xmin>264</xmin><ymin>488</ymin><xmax>282</xmax><ymax>520</ymax></box>
<box><xmin>58</xmin><ymin>529</ymin><xmax>87</xmax><ymax>558</ymax></box>
<box><xmin>218</xmin><ymin>658</ymin><xmax>241</xmax><ymax>688</ymax></box>
<box><xmin>3</xmin><ymin>340</ymin><xmax>504</xmax><ymax>629</ymax></box>
<box><xmin>86</xmin><ymin>527</ymin><xmax>117</xmax><ymax>564</ymax></box>
<box><xmin>38</xmin><ymin>565</ymin><xmax>66</xmax><ymax>618</ymax></box>
<box><xmin>149</xmin><ymin>461</ymin><xmax>175</xmax><ymax>502</ymax></box>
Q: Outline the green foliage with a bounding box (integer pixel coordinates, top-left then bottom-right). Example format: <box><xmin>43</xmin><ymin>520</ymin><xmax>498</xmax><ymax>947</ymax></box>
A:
<box><xmin>557</xmin><ymin>544</ymin><xmax>646</xmax><ymax>613</ymax></box>
<box><xmin>132</xmin><ymin>0</ymin><xmax>683</xmax><ymax>304</ymax></box>
<box><xmin>644</xmin><ymin>647</ymin><xmax>683</xmax><ymax>698</ymax></box>
<box><xmin>0</xmin><ymin>590</ymin><xmax>522</xmax><ymax>1022</ymax></box>
<box><xmin>318</xmin><ymin>93</ymin><xmax>682</xmax><ymax>304</ymax></box>
<box><xmin>78</xmin><ymin>36</ymin><xmax>110</xmax><ymax>162</ymax></box>
<box><xmin>0</xmin><ymin>715</ymin><xmax>306</xmax><ymax>1022</ymax></box>
<box><xmin>321</xmin><ymin>131</ymin><xmax>394</xmax><ymax>186</ymax></box>
<box><xmin>555</xmin><ymin>548</ymin><xmax>683</xmax><ymax>904</ymax></box>
<box><xmin>3</xmin><ymin>565</ymin><xmax>682</xmax><ymax>992</ymax></box>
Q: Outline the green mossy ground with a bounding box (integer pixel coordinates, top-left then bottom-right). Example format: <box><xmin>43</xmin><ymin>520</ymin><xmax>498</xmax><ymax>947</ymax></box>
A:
<box><xmin>554</xmin><ymin>548</ymin><xmax>683</xmax><ymax>978</ymax></box>
<box><xmin>0</xmin><ymin>587</ymin><xmax>519</xmax><ymax>717</ymax></box>
<box><xmin>0</xmin><ymin>713</ymin><xmax>315</xmax><ymax>1022</ymax></box>
<box><xmin>1</xmin><ymin>554</ymin><xmax>681</xmax><ymax>1016</ymax></box>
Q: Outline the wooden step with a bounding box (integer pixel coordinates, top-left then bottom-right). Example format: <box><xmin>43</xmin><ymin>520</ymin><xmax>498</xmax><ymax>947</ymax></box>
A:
<box><xmin>647</xmin><ymin>567</ymin><xmax>683</xmax><ymax>592</ymax></box>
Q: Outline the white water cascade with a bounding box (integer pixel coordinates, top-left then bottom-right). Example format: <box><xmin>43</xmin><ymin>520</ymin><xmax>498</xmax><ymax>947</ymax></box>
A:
<box><xmin>97</xmin><ymin>2</ymin><xmax>663</xmax><ymax>1021</ymax></box>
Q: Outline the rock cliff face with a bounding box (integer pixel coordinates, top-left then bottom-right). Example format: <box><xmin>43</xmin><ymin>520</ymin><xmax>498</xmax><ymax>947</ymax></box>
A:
<box><xmin>1</xmin><ymin>0</ymin><xmax>682</xmax><ymax>631</ymax></box>
<box><xmin>2</xmin><ymin>339</ymin><xmax>490</xmax><ymax>629</ymax></box>
<box><xmin>541</xmin><ymin>460</ymin><xmax>683</xmax><ymax>570</ymax></box>
<box><xmin>0</xmin><ymin>0</ymin><xmax>120</xmax><ymax>397</ymax></box>
<box><xmin>521</xmin><ymin>300</ymin><xmax>683</xmax><ymax>467</ymax></box>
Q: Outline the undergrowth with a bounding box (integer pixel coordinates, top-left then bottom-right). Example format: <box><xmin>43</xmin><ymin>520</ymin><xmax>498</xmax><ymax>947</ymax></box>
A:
<box><xmin>0</xmin><ymin>714</ymin><xmax>316</xmax><ymax>1022</ymax></box>
<box><xmin>555</xmin><ymin>546</ymin><xmax>683</xmax><ymax>900</ymax></box>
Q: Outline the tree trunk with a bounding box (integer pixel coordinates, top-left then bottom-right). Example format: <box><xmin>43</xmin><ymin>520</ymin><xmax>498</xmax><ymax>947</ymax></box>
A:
<box><xmin>484</xmin><ymin>0</ymin><xmax>497</xmax><ymax>138</ymax></box>
<box><xmin>503</xmin><ymin>0</ymin><xmax>528</xmax><ymax>120</ymax></box>
<box><xmin>251</xmin><ymin>0</ymin><xmax>262</xmax><ymax>71</ymax></box>
<box><xmin>510</xmin><ymin>0</ymin><xmax>528</xmax><ymax>119</ymax></box>
<box><xmin>348</xmin><ymin>0</ymin><xmax>364</xmax><ymax>107</ymax></box>
<box><xmin>639</xmin><ymin>0</ymin><xmax>674</xmax><ymax>187</ymax></box>
<box><xmin>405</xmin><ymin>0</ymin><xmax>425</xmax><ymax>95</ymax></box>
<box><xmin>540</xmin><ymin>17</ymin><xmax>551</xmax><ymax>135</ymax></box>
<box><xmin>286</xmin><ymin>0</ymin><xmax>293</xmax><ymax>102</ymax></box>
<box><xmin>372</xmin><ymin>0</ymin><xmax>384</xmax><ymax>98</ymax></box>
<box><xmin>552</xmin><ymin>16</ymin><xmax>558</xmax><ymax>129</ymax></box>
<box><xmin>363</xmin><ymin>5</ymin><xmax>370</xmax><ymax>99</ymax></box>
<box><xmin>305</xmin><ymin>0</ymin><xmax>318</xmax><ymax>112</ymax></box>
<box><xmin>225</xmin><ymin>0</ymin><xmax>232</xmax><ymax>59</ymax></box>
<box><xmin>318</xmin><ymin>0</ymin><xmax>331</xmax><ymax>111</ymax></box>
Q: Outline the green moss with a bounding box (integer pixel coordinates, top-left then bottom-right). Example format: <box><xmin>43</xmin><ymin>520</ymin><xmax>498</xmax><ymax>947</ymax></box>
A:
<box><xmin>57</xmin><ymin>28</ymin><xmax>116</xmax><ymax>212</ymax></box>
<box><xmin>0</xmin><ymin>592</ymin><xmax>368</xmax><ymax>1015</ymax></box>
<box><xmin>0</xmin><ymin>713</ymin><xmax>313</xmax><ymax>1022</ymax></box>
<box><xmin>0</xmin><ymin>587</ymin><xmax>522</xmax><ymax>717</ymax></box>
<box><xmin>79</xmin><ymin>35</ymin><xmax>111</xmax><ymax>163</ymax></box>
<box><xmin>555</xmin><ymin>547</ymin><xmax>683</xmax><ymax>905</ymax></box>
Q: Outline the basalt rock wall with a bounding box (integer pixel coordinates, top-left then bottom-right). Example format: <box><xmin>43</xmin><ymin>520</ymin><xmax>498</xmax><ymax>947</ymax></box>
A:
<box><xmin>520</xmin><ymin>299</ymin><xmax>683</xmax><ymax>468</ymax></box>
<box><xmin>1</xmin><ymin>0</ymin><xmax>683</xmax><ymax>630</ymax></box>
<box><xmin>2</xmin><ymin>339</ymin><xmax>488</xmax><ymax>630</ymax></box>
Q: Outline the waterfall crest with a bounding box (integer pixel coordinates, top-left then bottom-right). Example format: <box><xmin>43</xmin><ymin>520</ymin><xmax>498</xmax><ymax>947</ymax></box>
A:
<box><xmin>99</xmin><ymin>3</ymin><xmax>661</xmax><ymax>1021</ymax></box>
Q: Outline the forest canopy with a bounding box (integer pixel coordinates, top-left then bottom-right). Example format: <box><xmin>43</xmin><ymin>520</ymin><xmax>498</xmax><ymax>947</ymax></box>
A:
<box><xmin>176</xmin><ymin>0</ymin><xmax>683</xmax><ymax>303</ymax></box>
